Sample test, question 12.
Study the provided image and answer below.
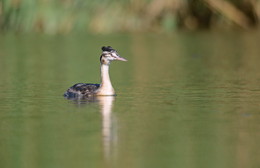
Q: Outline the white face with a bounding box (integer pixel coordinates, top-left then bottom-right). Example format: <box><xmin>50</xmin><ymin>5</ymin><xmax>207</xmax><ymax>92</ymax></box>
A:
<box><xmin>101</xmin><ymin>50</ymin><xmax>127</xmax><ymax>64</ymax></box>
<box><xmin>102</xmin><ymin>51</ymin><xmax>119</xmax><ymax>61</ymax></box>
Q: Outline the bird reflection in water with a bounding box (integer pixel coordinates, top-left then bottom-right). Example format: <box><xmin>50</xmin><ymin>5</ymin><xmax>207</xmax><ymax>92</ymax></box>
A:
<box><xmin>97</xmin><ymin>96</ymin><xmax>117</xmax><ymax>159</ymax></box>
<box><xmin>66</xmin><ymin>96</ymin><xmax>117</xmax><ymax>159</ymax></box>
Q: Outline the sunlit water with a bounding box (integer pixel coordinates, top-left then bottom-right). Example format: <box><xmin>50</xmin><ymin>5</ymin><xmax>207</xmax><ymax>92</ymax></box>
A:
<box><xmin>0</xmin><ymin>32</ymin><xmax>260</xmax><ymax>168</ymax></box>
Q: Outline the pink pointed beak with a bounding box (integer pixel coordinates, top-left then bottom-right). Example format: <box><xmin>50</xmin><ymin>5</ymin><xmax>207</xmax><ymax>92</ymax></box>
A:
<box><xmin>116</xmin><ymin>56</ymin><xmax>128</xmax><ymax>61</ymax></box>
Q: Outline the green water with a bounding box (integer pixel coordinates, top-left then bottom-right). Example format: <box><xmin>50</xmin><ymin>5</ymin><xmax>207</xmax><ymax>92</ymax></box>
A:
<box><xmin>0</xmin><ymin>32</ymin><xmax>260</xmax><ymax>168</ymax></box>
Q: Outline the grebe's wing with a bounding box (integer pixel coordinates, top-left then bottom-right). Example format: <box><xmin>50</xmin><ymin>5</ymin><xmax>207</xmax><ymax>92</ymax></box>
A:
<box><xmin>64</xmin><ymin>83</ymin><xmax>100</xmax><ymax>98</ymax></box>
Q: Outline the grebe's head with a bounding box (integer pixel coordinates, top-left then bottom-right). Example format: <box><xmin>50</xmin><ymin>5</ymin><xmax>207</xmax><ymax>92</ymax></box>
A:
<box><xmin>100</xmin><ymin>46</ymin><xmax>127</xmax><ymax>65</ymax></box>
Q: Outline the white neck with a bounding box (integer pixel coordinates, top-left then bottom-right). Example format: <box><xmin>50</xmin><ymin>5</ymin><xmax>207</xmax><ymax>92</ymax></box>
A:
<box><xmin>97</xmin><ymin>64</ymin><xmax>115</xmax><ymax>95</ymax></box>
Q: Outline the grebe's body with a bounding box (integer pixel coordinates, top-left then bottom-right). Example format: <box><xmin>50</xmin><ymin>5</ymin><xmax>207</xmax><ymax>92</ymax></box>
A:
<box><xmin>64</xmin><ymin>83</ymin><xmax>100</xmax><ymax>98</ymax></box>
<box><xmin>64</xmin><ymin>46</ymin><xmax>127</xmax><ymax>98</ymax></box>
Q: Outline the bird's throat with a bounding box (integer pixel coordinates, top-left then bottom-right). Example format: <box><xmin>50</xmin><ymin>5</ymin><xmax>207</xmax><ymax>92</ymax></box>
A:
<box><xmin>97</xmin><ymin>64</ymin><xmax>115</xmax><ymax>95</ymax></box>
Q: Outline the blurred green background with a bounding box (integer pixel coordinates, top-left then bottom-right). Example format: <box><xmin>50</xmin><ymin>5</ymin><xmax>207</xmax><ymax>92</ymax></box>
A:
<box><xmin>0</xmin><ymin>0</ymin><xmax>259</xmax><ymax>34</ymax></box>
<box><xmin>1</xmin><ymin>1</ymin><xmax>260</xmax><ymax>168</ymax></box>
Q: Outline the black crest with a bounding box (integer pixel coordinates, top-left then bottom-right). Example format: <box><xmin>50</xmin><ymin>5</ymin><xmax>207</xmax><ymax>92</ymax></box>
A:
<box><xmin>102</xmin><ymin>46</ymin><xmax>115</xmax><ymax>52</ymax></box>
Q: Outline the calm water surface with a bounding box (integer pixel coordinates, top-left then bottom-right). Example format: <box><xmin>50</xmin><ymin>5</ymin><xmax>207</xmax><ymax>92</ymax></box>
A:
<box><xmin>0</xmin><ymin>32</ymin><xmax>260</xmax><ymax>168</ymax></box>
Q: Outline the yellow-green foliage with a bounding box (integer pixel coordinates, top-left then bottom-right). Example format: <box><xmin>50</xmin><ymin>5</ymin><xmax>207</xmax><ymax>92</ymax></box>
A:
<box><xmin>0</xmin><ymin>0</ymin><xmax>259</xmax><ymax>34</ymax></box>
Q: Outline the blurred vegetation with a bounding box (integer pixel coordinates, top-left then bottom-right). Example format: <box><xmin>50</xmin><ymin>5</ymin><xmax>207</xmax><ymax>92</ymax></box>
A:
<box><xmin>0</xmin><ymin>0</ymin><xmax>259</xmax><ymax>34</ymax></box>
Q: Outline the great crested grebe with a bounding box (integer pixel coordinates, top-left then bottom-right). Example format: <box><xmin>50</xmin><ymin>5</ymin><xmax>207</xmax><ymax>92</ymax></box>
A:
<box><xmin>64</xmin><ymin>46</ymin><xmax>127</xmax><ymax>98</ymax></box>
